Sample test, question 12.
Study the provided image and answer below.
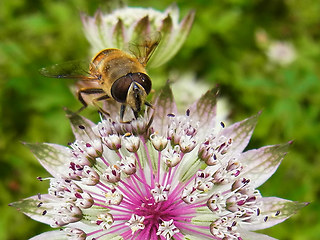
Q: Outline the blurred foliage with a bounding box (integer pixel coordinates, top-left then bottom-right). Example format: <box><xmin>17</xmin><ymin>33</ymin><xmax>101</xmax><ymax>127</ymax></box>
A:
<box><xmin>1</xmin><ymin>0</ymin><xmax>319</xmax><ymax>239</ymax></box>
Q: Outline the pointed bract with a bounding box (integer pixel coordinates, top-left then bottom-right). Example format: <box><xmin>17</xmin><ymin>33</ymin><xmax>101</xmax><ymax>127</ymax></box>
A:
<box><xmin>25</xmin><ymin>143</ymin><xmax>71</xmax><ymax>178</ymax></box>
<box><xmin>153</xmin><ymin>83</ymin><xmax>177</xmax><ymax>135</ymax></box>
<box><xmin>245</xmin><ymin>197</ymin><xmax>308</xmax><ymax>231</ymax></box>
<box><xmin>65</xmin><ymin>108</ymin><xmax>97</xmax><ymax>141</ymax></box>
<box><xmin>239</xmin><ymin>143</ymin><xmax>291</xmax><ymax>188</ymax></box>
<box><xmin>10</xmin><ymin>195</ymin><xmax>65</xmax><ymax>226</ymax></box>
<box><xmin>238</xmin><ymin>230</ymin><xmax>278</xmax><ymax>240</ymax></box>
<box><xmin>188</xmin><ymin>88</ymin><xmax>218</xmax><ymax>133</ymax></box>
<box><xmin>112</xmin><ymin>19</ymin><xmax>125</xmax><ymax>50</ymax></box>
<box><xmin>221</xmin><ymin>112</ymin><xmax>260</xmax><ymax>154</ymax></box>
<box><xmin>29</xmin><ymin>230</ymin><xmax>69</xmax><ymax>240</ymax></box>
<box><xmin>151</xmin><ymin>9</ymin><xmax>195</xmax><ymax>68</ymax></box>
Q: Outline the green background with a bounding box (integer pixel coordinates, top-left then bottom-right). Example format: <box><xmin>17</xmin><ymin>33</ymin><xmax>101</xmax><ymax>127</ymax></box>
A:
<box><xmin>1</xmin><ymin>0</ymin><xmax>319</xmax><ymax>239</ymax></box>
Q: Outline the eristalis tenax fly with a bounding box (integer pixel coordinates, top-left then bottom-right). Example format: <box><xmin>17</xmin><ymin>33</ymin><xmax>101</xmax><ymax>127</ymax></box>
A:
<box><xmin>40</xmin><ymin>33</ymin><xmax>161</xmax><ymax>122</ymax></box>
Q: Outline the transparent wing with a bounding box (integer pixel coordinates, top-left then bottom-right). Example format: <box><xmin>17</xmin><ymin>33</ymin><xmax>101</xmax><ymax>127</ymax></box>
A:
<box><xmin>39</xmin><ymin>60</ymin><xmax>97</xmax><ymax>81</ymax></box>
<box><xmin>129</xmin><ymin>32</ymin><xmax>161</xmax><ymax>67</ymax></box>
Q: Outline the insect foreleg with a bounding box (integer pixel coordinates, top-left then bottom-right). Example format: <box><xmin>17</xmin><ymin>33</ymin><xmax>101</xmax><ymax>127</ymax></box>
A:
<box><xmin>76</xmin><ymin>87</ymin><xmax>106</xmax><ymax>113</ymax></box>
<box><xmin>92</xmin><ymin>94</ymin><xmax>111</xmax><ymax>116</ymax></box>
<box><xmin>120</xmin><ymin>104</ymin><xmax>127</xmax><ymax>123</ymax></box>
<box><xmin>144</xmin><ymin>101</ymin><xmax>153</xmax><ymax>109</ymax></box>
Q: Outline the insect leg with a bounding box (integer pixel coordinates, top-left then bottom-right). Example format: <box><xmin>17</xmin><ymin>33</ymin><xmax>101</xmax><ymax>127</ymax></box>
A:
<box><xmin>144</xmin><ymin>101</ymin><xmax>153</xmax><ymax>109</ymax></box>
<box><xmin>144</xmin><ymin>101</ymin><xmax>154</xmax><ymax>130</ymax></box>
<box><xmin>77</xmin><ymin>87</ymin><xmax>105</xmax><ymax>113</ymax></box>
<box><xmin>133</xmin><ymin>110</ymin><xmax>139</xmax><ymax>119</ymax></box>
<box><xmin>95</xmin><ymin>95</ymin><xmax>110</xmax><ymax>101</ymax></box>
<box><xmin>92</xmin><ymin>95</ymin><xmax>111</xmax><ymax>117</ymax></box>
<box><xmin>120</xmin><ymin>104</ymin><xmax>126</xmax><ymax>123</ymax></box>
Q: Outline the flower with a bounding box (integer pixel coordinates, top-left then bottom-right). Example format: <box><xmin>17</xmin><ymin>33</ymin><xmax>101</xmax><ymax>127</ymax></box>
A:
<box><xmin>81</xmin><ymin>4</ymin><xmax>195</xmax><ymax>68</ymax></box>
<box><xmin>266</xmin><ymin>41</ymin><xmax>296</xmax><ymax>66</ymax></box>
<box><xmin>255</xmin><ymin>29</ymin><xmax>297</xmax><ymax>66</ymax></box>
<box><xmin>11</xmin><ymin>85</ymin><xmax>306</xmax><ymax>240</ymax></box>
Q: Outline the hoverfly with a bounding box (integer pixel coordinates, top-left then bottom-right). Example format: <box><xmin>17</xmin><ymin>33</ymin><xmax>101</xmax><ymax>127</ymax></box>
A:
<box><xmin>40</xmin><ymin>33</ymin><xmax>160</xmax><ymax>122</ymax></box>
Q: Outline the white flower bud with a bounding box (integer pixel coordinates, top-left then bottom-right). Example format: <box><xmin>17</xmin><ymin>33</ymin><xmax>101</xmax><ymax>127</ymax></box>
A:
<box><xmin>102</xmin><ymin>165</ymin><xmax>121</xmax><ymax>183</ymax></box>
<box><xmin>75</xmin><ymin>192</ymin><xmax>94</xmax><ymax>209</ymax></box>
<box><xmin>103</xmin><ymin>134</ymin><xmax>121</xmax><ymax>150</ymax></box>
<box><xmin>120</xmin><ymin>155</ymin><xmax>136</xmax><ymax>175</ymax></box>
<box><xmin>81</xmin><ymin>166</ymin><xmax>100</xmax><ymax>185</ymax></box>
<box><xmin>104</xmin><ymin>188</ymin><xmax>123</xmax><ymax>205</ymax></box>
<box><xmin>156</xmin><ymin>219</ymin><xmax>179</xmax><ymax>239</ymax></box>
<box><xmin>195</xmin><ymin>170</ymin><xmax>214</xmax><ymax>192</ymax></box>
<box><xmin>125</xmin><ymin>214</ymin><xmax>145</xmax><ymax>234</ymax></box>
<box><xmin>179</xmin><ymin>135</ymin><xmax>196</xmax><ymax>153</ymax></box>
<box><xmin>182</xmin><ymin>186</ymin><xmax>201</xmax><ymax>204</ymax></box>
<box><xmin>64</xmin><ymin>228</ymin><xmax>87</xmax><ymax>240</ymax></box>
<box><xmin>151</xmin><ymin>184</ymin><xmax>170</xmax><ymax>202</ymax></box>
<box><xmin>93</xmin><ymin>213</ymin><xmax>114</xmax><ymax>230</ymax></box>
<box><xmin>51</xmin><ymin>203</ymin><xmax>83</xmax><ymax>227</ymax></box>
<box><xmin>84</xmin><ymin>139</ymin><xmax>103</xmax><ymax>158</ymax></box>
<box><xmin>123</xmin><ymin>134</ymin><xmax>140</xmax><ymax>152</ymax></box>
<box><xmin>93</xmin><ymin>120</ymin><xmax>114</xmax><ymax>137</ymax></box>
<box><xmin>162</xmin><ymin>145</ymin><xmax>181</xmax><ymax>167</ymax></box>
<box><xmin>150</xmin><ymin>133</ymin><xmax>168</xmax><ymax>151</ymax></box>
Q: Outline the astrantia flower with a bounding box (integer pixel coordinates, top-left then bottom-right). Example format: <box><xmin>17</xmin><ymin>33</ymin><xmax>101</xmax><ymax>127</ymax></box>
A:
<box><xmin>81</xmin><ymin>4</ymin><xmax>195</xmax><ymax>68</ymax></box>
<box><xmin>267</xmin><ymin>41</ymin><xmax>296</xmax><ymax>66</ymax></box>
<box><xmin>11</xmin><ymin>86</ymin><xmax>306</xmax><ymax>240</ymax></box>
<box><xmin>255</xmin><ymin>29</ymin><xmax>297</xmax><ymax>66</ymax></box>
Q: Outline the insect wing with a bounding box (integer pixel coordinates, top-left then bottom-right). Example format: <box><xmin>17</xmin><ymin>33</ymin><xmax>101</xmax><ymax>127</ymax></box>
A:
<box><xmin>40</xmin><ymin>60</ymin><xmax>96</xmax><ymax>80</ymax></box>
<box><xmin>129</xmin><ymin>32</ymin><xmax>161</xmax><ymax>67</ymax></box>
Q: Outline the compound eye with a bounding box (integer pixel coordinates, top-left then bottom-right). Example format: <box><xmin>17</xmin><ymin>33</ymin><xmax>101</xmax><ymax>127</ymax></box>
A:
<box><xmin>132</xmin><ymin>73</ymin><xmax>152</xmax><ymax>94</ymax></box>
<box><xmin>111</xmin><ymin>76</ymin><xmax>132</xmax><ymax>103</ymax></box>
